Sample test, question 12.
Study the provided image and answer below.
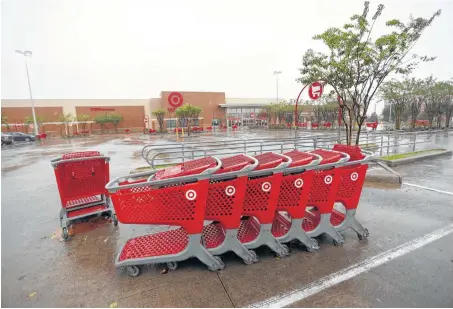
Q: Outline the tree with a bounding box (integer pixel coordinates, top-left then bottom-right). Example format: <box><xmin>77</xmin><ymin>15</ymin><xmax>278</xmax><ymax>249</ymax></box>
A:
<box><xmin>24</xmin><ymin>115</ymin><xmax>45</xmax><ymax>133</ymax></box>
<box><xmin>107</xmin><ymin>113</ymin><xmax>123</xmax><ymax>133</ymax></box>
<box><xmin>1</xmin><ymin>113</ymin><xmax>9</xmax><ymax>131</ymax></box>
<box><xmin>297</xmin><ymin>1</ymin><xmax>441</xmax><ymax>144</ymax></box>
<box><xmin>380</xmin><ymin>79</ymin><xmax>411</xmax><ymax>130</ymax></box>
<box><xmin>440</xmin><ymin>80</ymin><xmax>453</xmax><ymax>128</ymax></box>
<box><xmin>58</xmin><ymin>113</ymin><xmax>75</xmax><ymax>136</ymax></box>
<box><xmin>94</xmin><ymin>113</ymin><xmax>109</xmax><ymax>133</ymax></box>
<box><xmin>76</xmin><ymin>114</ymin><xmax>91</xmax><ymax>133</ymax></box>
<box><xmin>175</xmin><ymin>104</ymin><xmax>202</xmax><ymax>135</ymax></box>
<box><xmin>152</xmin><ymin>109</ymin><xmax>166</xmax><ymax>133</ymax></box>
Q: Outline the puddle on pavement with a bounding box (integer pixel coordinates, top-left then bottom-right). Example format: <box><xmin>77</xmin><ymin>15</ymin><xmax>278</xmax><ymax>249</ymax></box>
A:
<box><xmin>51</xmin><ymin>217</ymin><xmax>112</xmax><ymax>241</ymax></box>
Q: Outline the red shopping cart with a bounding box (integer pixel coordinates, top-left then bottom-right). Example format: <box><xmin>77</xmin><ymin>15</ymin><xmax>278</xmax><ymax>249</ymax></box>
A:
<box><xmin>236</xmin><ymin>152</ymin><xmax>292</xmax><ymax>257</ymax></box>
<box><xmin>302</xmin><ymin>149</ymin><xmax>350</xmax><ymax>245</ymax></box>
<box><xmin>106</xmin><ymin>156</ymin><xmax>224</xmax><ymax>277</ymax></box>
<box><xmin>202</xmin><ymin>154</ymin><xmax>260</xmax><ymax>264</ymax></box>
<box><xmin>51</xmin><ymin>151</ymin><xmax>115</xmax><ymax>240</ymax></box>
<box><xmin>314</xmin><ymin>145</ymin><xmax>373</xmax><ymax>239</ymax></box>
<box><xmin>271</xmin><ymin>150</ymin><xmax>322</xmax><ymax>252</ymax></box>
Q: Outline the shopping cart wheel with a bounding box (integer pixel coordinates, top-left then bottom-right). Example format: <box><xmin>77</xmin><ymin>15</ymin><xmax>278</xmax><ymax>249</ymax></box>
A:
<box><xmin>112</xmin><ymin>215</ymin><xmax>118</xmax><ymax>226</ymax></box>
<box><xmin>126</xmin><ymin>265</ymin><xmax>140</xmax><ymax>277</ymax></box>
<box><xmin>61</xmin><ymin>227</ymin><xmax>69</xmax><ymax>240</ymax></box>
<box><xmin>277</xmin><ymin>244</ymin><xmax>290</xmax><ymax>258</ymax></box>
<box><xmin>306</xmin><ymin>238</ymin><xmax>319</xmax><ymax>252</ymax></box>
<box><xmin>208</xmin><ymin>256</ymin><xmax>225</xmax><ymax>271</ymax></box>
<box><xmin>358</xmin><ymin>228</ymin><xmax>369</xmax><ymax>240</ymax></box>
<box><xmin>167</xmin><ymin>262</ymin><xmax>178</xmax><ymax>270</ymax></box>
<box><xmin>244</xmin><ymin>250</ymin><xmax>259</xmax><ymax>265</ymax></box>
<box><xmin>332</xmin><ymin>239</ymin><xmax>342</xmax><ymax>246</ymax></box>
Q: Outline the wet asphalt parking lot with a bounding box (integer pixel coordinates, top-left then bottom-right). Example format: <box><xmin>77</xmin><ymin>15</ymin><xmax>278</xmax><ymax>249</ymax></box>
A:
<box><xmin>1</xmin><ymin>131</ymin><xmax>453</xmax><ymax>307</ymax></box>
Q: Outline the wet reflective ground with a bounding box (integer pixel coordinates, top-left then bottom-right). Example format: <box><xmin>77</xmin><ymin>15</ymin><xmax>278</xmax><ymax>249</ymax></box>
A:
<box><xmin>1</xmin><ymin>132</ymin><xmax>453</xmax><ymax>307</ymax></box>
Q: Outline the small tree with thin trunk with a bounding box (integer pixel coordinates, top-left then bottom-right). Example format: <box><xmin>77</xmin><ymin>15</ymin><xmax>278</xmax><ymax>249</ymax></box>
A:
<box><xmin>107</xmin><ymin>113</ymin><xmax>123</xmax><ymax>133</ymax></box>
<box><xmin>58</xmin><ymin>113</ymin><xmax>74</xmax><ymax>136</ymax></box>
<box><xmin>77</xmin><ymin>114</ymin><xmax>91</xmax><ymax>133</ymax></box>
<box><xmin>94</xmin><ymin>113</ymin><xmax>109</xmax><ymax>133</ymax></box>
<box><xmin>297</xmin><ymin>1</ymin><xmax>441</xmax><ymax>144</ymax></box>
<box><xmin>175</xmin><ymin>104</ymin><xmax>202</xmax><ymax>136</ymax></box>
<box><xmin>2</xmin><ymin>113</ymin><xmax>9</xmax><ymax>132</ymax></box>
<box><xmin>152</xmin><ymin>109</ymin><xmax>166</xmax><ymax>133</ymax></box>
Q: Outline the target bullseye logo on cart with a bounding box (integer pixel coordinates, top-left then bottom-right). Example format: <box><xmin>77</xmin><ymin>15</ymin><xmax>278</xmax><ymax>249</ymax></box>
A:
<box><xmin>324</xmin><ymin>175</ymin><xmax>333</xmax><ymax>185</ymax></box>
<box><xmin>185</xmin><ymin>190</ymin><xmax>197</xmax><ymax>201</ymax></box>
<box><xmin>262</xmin><ymin>182</ymin><xmax>271</xmax><ymax>192</ymax></box>
<box><xmin>294</xmin><ymin>178</ymin><xmax>304</xmax><ymax>188</ymax></box>
<box><xmin>225</xmin><ymin>186</ymin><xmax>236</xmax><ymax>196</ymax></box>
<box><xmin>350</xmin><ymin>172</ymin><xmax>359</xmax><ymax>181</ymax></box>
<box><xmin>168</xmin><ymin>92</ymin><xmax>184</xmax><ymax>108</ymax></box>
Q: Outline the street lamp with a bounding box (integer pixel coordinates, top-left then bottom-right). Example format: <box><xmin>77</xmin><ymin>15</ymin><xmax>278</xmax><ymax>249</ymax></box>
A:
<box><xmin>273</xmin><ymin>71</ymin><xmax>282</xmax><ymax>103</ymax></box>
<box><xmin>15</xmin><ymin>49</ymin><xmax>39</xmax><ymax>136</ymax></box>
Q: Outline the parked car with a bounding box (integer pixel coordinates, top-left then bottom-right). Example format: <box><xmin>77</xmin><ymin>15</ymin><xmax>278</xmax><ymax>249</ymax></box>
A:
<box><xmin>8</xmin><ymin>132</ymin><xmax>37</xmax><ymax>142</ymax></box>
<box><xmin>1</xmin><ymin>133</ymin><xmax>13</xmax><ymax>145</ymax></box>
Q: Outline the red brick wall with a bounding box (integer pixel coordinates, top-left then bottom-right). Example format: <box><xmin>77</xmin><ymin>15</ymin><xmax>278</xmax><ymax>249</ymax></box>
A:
<box><xmin>75</xmin><ymin>106</ymin><xmax>145</xmax><ymax>133</ymax></box>
<box><xmin>1</xmin><ymin>106</ymin><xmax>63</xmax><ymax>134</ymax></box>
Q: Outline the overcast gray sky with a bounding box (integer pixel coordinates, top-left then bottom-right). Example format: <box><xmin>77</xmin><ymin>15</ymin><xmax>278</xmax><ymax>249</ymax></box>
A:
<box><xmin>1</xmin><ymin>0</ymin><xmax>452</xmax><ymax>102</ymax></box>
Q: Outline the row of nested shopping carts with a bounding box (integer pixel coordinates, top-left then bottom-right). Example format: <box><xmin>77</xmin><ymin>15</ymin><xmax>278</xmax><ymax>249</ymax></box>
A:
<box><xmin>51</xmin><ymin>144</ymin><xmax>372</xmax><ymax>277</ymax></box>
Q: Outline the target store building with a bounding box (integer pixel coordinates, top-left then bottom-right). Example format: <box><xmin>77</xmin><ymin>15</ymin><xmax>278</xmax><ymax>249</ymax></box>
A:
<box><xmin>1</xmin><ymin>91</ymin><xmax>311</xmax><ymax>135</ymax></box>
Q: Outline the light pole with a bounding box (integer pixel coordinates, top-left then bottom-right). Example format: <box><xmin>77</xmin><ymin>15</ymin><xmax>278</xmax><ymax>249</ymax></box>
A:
<box><xmin>273</xmin><ymin>71</ymin><xmax>282</xmax><ymax>103</ymax></box>
<box><xmin>15</xmin><ymin>50</ymin><xmax>39</xmax><ymax>136</ymax></box>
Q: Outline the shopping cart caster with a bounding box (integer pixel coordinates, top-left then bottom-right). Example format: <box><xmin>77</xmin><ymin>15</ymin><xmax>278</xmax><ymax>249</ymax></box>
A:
<box><xmin>357</xmin><ymin>228</ymin><xmax>369</xmax><ymax>240</ymax></box>
<box><xmin>332</xmin><ymin>239</ymin><xmax>343</xmax><ymax>246</ymax></box>
<box><xmin>208</xmin><ymin>256</ymin><xmax>225</xmax><ymax>271</ymax></box>
<box><xmin>276</xmin><ymin>244</ymin><xmax>290</xmax><ymax>258</ymax></box>
<box><xmin>61</xmin><ymin>227</ymin><xmax>70</xmax><ymax>241</ymax></box>
<box><xmin>167</xmin><ymin>262</ymin><xmax>178</xmax><ymax>270</ymax></box>
<box><xmin>306</xmin><ymin>238</ymin><xmax>319</xmax><ymax>252</ymax></box>
<box><xmin>112</xmin><ymin>214</ymin><xmax>118</xmax><ymax>226</ymax></box>
<box><xmin>126</xmin><ymin>265</ymin><xmax>140</xmax><ymax>277</ymax></box>
<box><xmin>244</xmin><ymin>250</ymin><xmax>259</xmax><ymax>265</ymax></box>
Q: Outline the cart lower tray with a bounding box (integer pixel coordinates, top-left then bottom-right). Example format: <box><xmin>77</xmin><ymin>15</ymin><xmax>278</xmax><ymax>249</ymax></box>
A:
<box><xmin>67</xmin><ymin>203</ymin><xmax>109</xmax><ymax>219</ymax></box>
<box><xmin>119</xmin><ymin>228</ymin><xmax>189</xmax><ymax>261</ymax></box>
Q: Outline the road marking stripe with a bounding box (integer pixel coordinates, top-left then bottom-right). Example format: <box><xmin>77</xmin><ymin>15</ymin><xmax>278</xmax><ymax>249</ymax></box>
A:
<box><xmin>404</xmin><ymin>183</ymin><xmax>453</xmax><ymax>196</ymax></box>
<box><xmin>247</xmin><ymin>223</ymin><xmax>453</xmax><ymax>308</ymax></box>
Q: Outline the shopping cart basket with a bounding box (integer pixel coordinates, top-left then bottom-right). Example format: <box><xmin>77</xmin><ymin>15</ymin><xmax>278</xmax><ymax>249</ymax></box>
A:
<box><xmin>51</xmin><ymin>151</ymin><xmax>115</xmax><ymax>240</ymax></box>
<box><xmin>302</xmin><ymin>149</ymin><xmax>350</xmax><ymax>245</ymax></box>
<box><xmin>202</xmin><ymin>154</ymin><xmax>260</xmax><ymax>265</ymax></box>
<box><xmin>237</xmin><ymin>152</ymin><xmax>292</xmax><ymax>258</ymax></box>
<box><xmin>106</xmin><ymin>156</ymin><xmax>224</xmax><ymax>277</ymax></box>
<box><xmin>311</xmin><ymin>145</ymin><xmax>373</xmax><ymax>239</ymax></box>
<box><xmin>271</xmin><ymin>150</ymin><xmax>322</xmax><ymax>252</ymax></box>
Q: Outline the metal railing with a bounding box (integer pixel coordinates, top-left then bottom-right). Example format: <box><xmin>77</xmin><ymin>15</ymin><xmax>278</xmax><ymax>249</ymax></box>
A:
<box><xmin>141</xmin><ymin>129</ymin><xmax>449</xmax><ymax>168</ymax></box>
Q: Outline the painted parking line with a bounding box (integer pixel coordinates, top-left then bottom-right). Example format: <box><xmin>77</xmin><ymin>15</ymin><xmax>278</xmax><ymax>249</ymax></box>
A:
<box><xmin>247</xmin><ymin>223</ymin><xmax>453</xmax><ymax>308</ymax></box>
<box><xmin>404</xmin><ymin>183</ymin><xmax>453</xmax><ymax>196</ymax></box>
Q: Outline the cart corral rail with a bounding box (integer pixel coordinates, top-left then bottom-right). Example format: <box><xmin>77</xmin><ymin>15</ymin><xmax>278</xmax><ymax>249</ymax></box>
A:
<box><xmin>141</xmin><ymin>130</ymin><xmax>449</xmax><ymax>169</ymax></box>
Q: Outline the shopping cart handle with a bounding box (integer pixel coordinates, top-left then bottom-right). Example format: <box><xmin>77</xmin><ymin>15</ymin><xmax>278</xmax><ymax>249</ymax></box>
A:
<box><xmin>50</xmin><ymin>155</ymin><xmax>110</xmax><ymax>168</ymax></box>
<box><xmin>284</xmin><ymin>153</ymin><xmax>322</xmax><ymax>174</ymax></box>
<box><xmin>247</xmin><ymin>153</ymin><xmax>292</xmax><ymax>178</ymax></box>
<box><xmin>200</xmin><ymin>156</ymin><xmax>222</xmax><ymax>175</ymax></box>
<box><xmin>343</xmin><ymin>149</ymin><xmax>374</xmax><ymax>166</ymax></box>
<box><xmin>209</xmin><ymin>155</ymin><xmax>259</xmax><ymax>181</ymax></box>
<box><xmin>305</xmin><ymin>150</ymin><xmax>350</xmax><ymax>171</ymax></box>
<box><xmin>106</xmin><ymin>172</ymin><xmax>206</xmax><ymax>193</ymax></box>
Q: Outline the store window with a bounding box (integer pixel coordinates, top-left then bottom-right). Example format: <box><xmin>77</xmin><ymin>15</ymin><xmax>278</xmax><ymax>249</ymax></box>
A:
<box><xmin>212</xmin><ymin>119</ymin><xmax>221</xmax><ymax>126</ymax></box>
<box><xmin>166</xmin><ymin>119</ymin><xmax>176</xmax><ymax>128</ymax></box>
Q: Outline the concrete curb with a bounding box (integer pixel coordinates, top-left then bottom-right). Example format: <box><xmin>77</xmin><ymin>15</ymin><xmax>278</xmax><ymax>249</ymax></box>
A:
<box><xmin>365</xmin><ymin>161</ymin><xmax>402</xmax><ymax>187</ymax></box>
<box><xmin>378</xmin><ymin>150</ymin><xmax>452</xmax><ymax>167</ymax></box>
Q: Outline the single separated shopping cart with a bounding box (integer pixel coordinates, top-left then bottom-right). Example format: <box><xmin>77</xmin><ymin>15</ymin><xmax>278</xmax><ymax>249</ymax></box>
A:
<box><xmin>106</xmin><ymin>156</ymin><xmax>225</xmax><ymax>277</ymax></box>
<box><xmin>309</xmin><ymin>145</ymin><xmax>373</xmax><ymax>240</ymax></box>
<box><xmin>271</xmin><ymin>150</ymin><xmax>322</xmax><ymax>252</ymax></box>
<box><xmin>202</xmin><ymin>154</ymin><xmax>260</xmax><ymax>265</ymax></box>
<box><xmin>51</xmin><ymin>151</ymin><xmax>116</xmax><ymax>240</ymax></box>
<box><xmin>235</xmin><ymin>152</ymin><xmax>293</xmax><ymax>258</ymax></box>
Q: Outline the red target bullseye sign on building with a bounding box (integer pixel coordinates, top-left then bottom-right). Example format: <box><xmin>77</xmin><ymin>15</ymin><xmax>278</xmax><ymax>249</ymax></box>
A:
<box><xmin>168</xmin><ymin>92</ymin><xmax>184</xmax><ymax>108</ymax></box>
<box><xmin>308</xmin><ymin>82</ymin><xmax>323</xmax><ymax>100</ymax></box>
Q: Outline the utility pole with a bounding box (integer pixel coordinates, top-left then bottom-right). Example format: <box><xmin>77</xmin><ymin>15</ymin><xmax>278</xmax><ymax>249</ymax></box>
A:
<box><xmin>15</xmin><ymin>50</ymin><xmax>39</xmax><ymax>136</ymax></box>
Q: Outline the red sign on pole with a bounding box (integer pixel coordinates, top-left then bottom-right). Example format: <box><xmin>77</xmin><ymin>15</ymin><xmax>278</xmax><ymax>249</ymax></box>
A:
<box><xmin>308</xmin><ymin>82</ymin><xmax>323</xmax><ymax>100</ymax></box>
<box><xmin>168</xmin><ymin>92</ymin><xmax>184</xmax><ymax>108</ymax></box>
